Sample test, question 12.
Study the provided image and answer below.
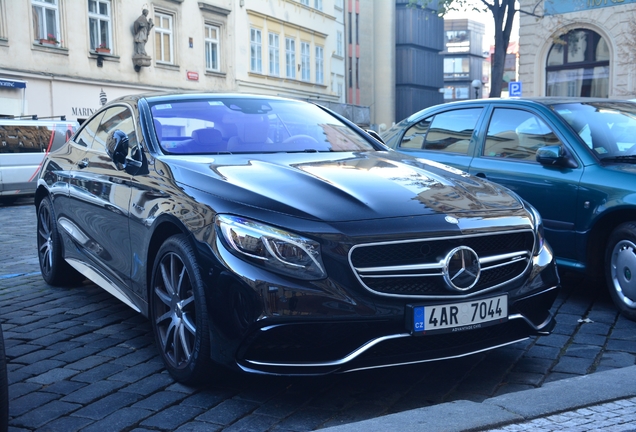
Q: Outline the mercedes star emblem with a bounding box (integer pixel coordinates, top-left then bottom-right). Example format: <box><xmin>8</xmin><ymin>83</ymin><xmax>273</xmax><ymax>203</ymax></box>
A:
<box><xmin>443</xmin><ymin>246</ymin><xmax>481</xmax><ymax>291</ymax></box>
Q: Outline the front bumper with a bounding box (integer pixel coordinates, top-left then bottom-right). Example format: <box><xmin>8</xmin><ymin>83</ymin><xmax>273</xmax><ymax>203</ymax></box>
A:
<box><xmin>199</xmin><ymin>230</ymin><xmax>560</xmax><ymax>376</ymax></box>
<box><xmin>236</xmin><ymin>285</ymin><xmax>558</xmax><ymax>375</ymax></box>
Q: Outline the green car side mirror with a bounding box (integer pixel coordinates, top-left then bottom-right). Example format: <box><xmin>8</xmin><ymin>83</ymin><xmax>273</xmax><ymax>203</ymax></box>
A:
<box><xmin>536</xmin><ymin>145</ymin><xmax>577</xmax><ymax>168</ymax></box>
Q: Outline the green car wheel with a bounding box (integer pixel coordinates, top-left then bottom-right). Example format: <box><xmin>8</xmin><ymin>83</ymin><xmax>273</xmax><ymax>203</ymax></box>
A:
<box><xmin>606</xmin><ymin>222</ymin><xmax>636</xmax><ymax>320</ymax></box>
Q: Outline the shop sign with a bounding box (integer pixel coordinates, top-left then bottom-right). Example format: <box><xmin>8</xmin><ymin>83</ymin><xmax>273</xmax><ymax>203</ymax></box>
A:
<box><xmin>71</xmin><ymin>107</ymin><xmax>98</xmax><ymax>117</ymax></box>
<box><xmin>545</xmin><ymin>0</ymin><xmax>636</xmax><ymax>15</ymax></box>
<box><xmin>0</xmin><ymin>79</ymin><xmax>27</xmax><ymax>89</ymax></box>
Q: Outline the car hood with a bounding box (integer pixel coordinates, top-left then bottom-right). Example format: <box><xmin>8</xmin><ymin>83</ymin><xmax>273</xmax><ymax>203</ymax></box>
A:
<box><xmin>161</xmin><ymin>151</ymin><xmax>523</xmax><ymax>222</ymax></box>
<box><xmin>602</xmin><ymin>162</ymin><xmax>636</xmax><ymax>175</ymax></box>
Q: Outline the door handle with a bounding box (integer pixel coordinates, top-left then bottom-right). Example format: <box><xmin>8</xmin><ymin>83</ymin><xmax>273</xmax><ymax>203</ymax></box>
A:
<box><xmin>77</xmin><ymin>159</ymin><xmax>89</xmax><ymax>169</ymax></box>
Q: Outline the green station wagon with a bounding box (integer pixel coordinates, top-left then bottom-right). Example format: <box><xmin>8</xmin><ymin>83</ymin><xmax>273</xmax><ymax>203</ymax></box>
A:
<box><xmin>382</xmin><ymin>98</ymin><xmax>636</xmax><ymax>320</ymax></box>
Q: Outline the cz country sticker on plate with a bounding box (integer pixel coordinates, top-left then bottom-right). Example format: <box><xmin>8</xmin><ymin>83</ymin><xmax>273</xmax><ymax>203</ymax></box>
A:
<box><xmin>407</xmin><ymin>294</ymin><xmax>508</xmax><ymax>335</ymax></box>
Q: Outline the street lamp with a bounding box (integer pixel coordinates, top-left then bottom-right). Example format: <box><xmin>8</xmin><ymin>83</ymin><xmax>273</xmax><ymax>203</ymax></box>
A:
<box><xmin>471</xmin><ymin>79</ymin><xmax>482</xmax><ymax>99</ymax></box>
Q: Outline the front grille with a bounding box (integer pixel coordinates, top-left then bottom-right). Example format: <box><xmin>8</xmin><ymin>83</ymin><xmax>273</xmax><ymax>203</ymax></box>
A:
<box><xmin>349</xmin><ymin>231</ymin><xmax>534</xmax><ymax>298</ymax></box>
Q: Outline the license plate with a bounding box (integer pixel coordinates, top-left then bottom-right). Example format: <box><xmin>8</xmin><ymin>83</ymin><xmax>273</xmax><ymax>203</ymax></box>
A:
<box><xmin>408</xmin><ymin>294</ymin><xmax>508</xmax><ymax>335</ymax></box>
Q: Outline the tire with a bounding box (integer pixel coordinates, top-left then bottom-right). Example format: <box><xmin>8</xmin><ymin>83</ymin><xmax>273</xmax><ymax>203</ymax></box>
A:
<box><xmin>605</xmin><ymin>222</ymin><xmax>636</xmax><ymax>321</ymax></box>
<box><xmin>36</xmin><ymin>197</ymin><xmax>84</xmax><ymax>286</ymax></box>
<box><xmin>0</xmin><ymin>325</ymin><xmax>8</xmax><ymax>432</ymax></box>
<box><xmin>150</xmin><ymin>235</ymin><xmax>214</xmax><ymax>384</ymax></box>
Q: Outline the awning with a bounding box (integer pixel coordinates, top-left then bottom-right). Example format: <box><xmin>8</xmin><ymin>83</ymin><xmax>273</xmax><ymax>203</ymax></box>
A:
<box><xmin>0</xmin><ymin>78</ymin><xmax>27</xmax><ymax>89</ymax></box>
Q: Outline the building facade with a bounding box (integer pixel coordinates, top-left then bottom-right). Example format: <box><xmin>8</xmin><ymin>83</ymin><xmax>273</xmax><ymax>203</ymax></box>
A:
<box><xmin>442</xmin><ymin>19</ymin><xmax>486</xmax><ymax>101</ymax></box>
<box><xmin>394</xmin><ymin>0</ymin><xmax>444</xmax><ymax>123</ymax></box>
<box><xmin>0</xmin><ymin>0</ymin><xmax>346</xmax><ymax>122</ymax></box>
<box><xmin>518</xmin><ymin>0</ymin><xmax>636</xmax><ymax>98</ymax></box>
<box><xmin>331</xmin><ymin>0</ymin><xmax>444</xmax><ymax>130</ymax></box>
<box><xmin>340</xmin><ymin>0</ymin><xmax>394</xmax><ymax>130</ymax></box>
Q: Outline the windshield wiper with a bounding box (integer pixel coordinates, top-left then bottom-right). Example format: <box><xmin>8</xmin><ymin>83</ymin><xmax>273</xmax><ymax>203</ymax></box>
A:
<box><xmin>601</xmin><ymin>155</ymin><xmax>636</xmax><ymax>163</ymax></box>
<box><xmin>281</xmin><ymin>149</ymin><xmax>322</xmax><ymax>153</ymax></box>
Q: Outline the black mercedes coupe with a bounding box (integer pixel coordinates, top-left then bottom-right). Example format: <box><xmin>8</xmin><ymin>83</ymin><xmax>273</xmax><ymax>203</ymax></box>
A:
<box><xmin>35</xmin><ymin>93</ymin><xmax>559</xmax><ymax>383</ymax></box>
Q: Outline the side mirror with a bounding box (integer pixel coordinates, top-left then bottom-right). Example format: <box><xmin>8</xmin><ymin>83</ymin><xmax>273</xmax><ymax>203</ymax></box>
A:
<box><xmin>106</xmin><ymin>130</ymin><xmax>143</xmax><ymax>173</ymax></box>
<box><xmin>536</xmin><ymin>145</ymin><xmax>577</xmax><ymax>168</ymax></box>
<box><xmin>365</xmin><ymin>129</ymin><xmax>385</xmax><ymax>144</ymax></box>
<box><xmin>106</xmin><ymin>130</ymin><xmax>129</xmax><ymax>165</ymax></box>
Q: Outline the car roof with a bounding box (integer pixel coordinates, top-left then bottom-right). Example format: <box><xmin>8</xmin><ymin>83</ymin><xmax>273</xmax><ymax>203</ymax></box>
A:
<box><xmin>436</xmin><ymin>97</ymin><xmax>636</xmax><ymax>108</ymax></box>
<box><xmin>110</xmin><ymin>91</ymin><xmax>302</xmax><ymax>106</ymax></box>
<box><xmin>0</xmin><ymin>118</ymin><xmax>77</xmax><ymax>126</ymax></box>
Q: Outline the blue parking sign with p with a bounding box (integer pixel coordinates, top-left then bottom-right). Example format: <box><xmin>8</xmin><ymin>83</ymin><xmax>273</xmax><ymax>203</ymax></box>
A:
<box><xmin>509</xmin><ymin>81</ymin><xmax>522</xmax><ymax>97</ymax></box>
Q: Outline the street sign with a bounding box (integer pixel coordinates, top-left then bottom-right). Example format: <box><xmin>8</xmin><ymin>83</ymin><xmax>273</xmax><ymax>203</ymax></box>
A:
<box><xmin>509</xmin><ymin>81</ymin><xmax>522</xmax><ymax>97</ymax></box>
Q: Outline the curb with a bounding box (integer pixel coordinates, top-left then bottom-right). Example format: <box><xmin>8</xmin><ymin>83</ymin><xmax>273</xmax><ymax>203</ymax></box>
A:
<box><xmin>319</xmin><ymin>365</ymin><xmax>636</xmax><ymax>432</ymax></box>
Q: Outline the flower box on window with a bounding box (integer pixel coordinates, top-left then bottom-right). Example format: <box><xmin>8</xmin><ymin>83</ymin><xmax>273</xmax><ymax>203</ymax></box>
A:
<box><xmin>96</xmin><ymin>47</ymin><xmax>111</xmax><ymax>54</ymax></box>
<box><xmin>40</xmin><ymin>33</ymin><xmax>59</xmax><ymax>46</ymax></box>
<box><xmin>39</xmin><ymin>38</ymin><xmax>58</xmax><ymax>46</ymax></box>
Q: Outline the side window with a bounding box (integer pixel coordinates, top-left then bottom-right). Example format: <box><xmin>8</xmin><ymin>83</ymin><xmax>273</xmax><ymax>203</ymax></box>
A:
<box><xmin>74</xmin><ymin>112</ymin><xmax>105</xmax><ymax>148</ymax></box>
<box><xmin>484</xmin><ymin>108</ymin><xmax>562</xmax><ymax>161</ymax></box>
<box><xmin>155</xmin><ymin>11</ymin><xmax>174</xmax><ymax>64</ymax></box>
<box><xmin>205</xmin><ymin>23</ymin><xmax>220</xmax><ymax>72</ymax></box>
<box><xmin>51</xmin><ymin>123</ymin><xmax>77</xmax><ymax>152</ymax></box>
<box><xmin>0</xmin><ymin>125</ymin><xmax>46</xmax><ymax>153</ymax></box>
<box><xmin>32</xmin><ymin>0</ymin><xmax>61</xmax><ymax>45</ymax></box>
<box><xmin>93</xmin><ymin>106</ymin><xmax>138</xmax><ymax>157</ymax></box>
<box><xmin>88</xmin><ymin>0</ymin><xmax>113</xmax><ymax>53</ymax></box>
<box><xmin>400</xmin><ymin>117</ymin><xmax>431</xmax><ymax>150</ymax></box>
<box><xmin>399</xmin><ymin>108</ymin><xmax>482</xmax><ymax>154</ymax></box>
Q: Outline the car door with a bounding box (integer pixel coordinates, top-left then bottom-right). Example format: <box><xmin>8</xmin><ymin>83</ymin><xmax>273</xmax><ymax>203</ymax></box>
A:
<box><xmin>389</xmin><ymin>107</ymin><xmax>484</xmax><ymax>172</ymax></box>
<box><xmin>68</xmin><ymin>105</ymin><xmax>136</xmax><ymax>292</ymax></box>
<box><xmin>44</xmin><ymin>113</ymin><xmax>104</xmax><ymax>253</ymax></box>
<box><xmin>467</xmin><ymin>106</ymin><xmax>585</xmax><ymax>264</ymax></box>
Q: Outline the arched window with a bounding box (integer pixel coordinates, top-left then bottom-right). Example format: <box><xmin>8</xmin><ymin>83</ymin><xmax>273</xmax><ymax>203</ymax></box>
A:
<box><xmin>546</xmin><ymin>29</ymin><xmax>609</xmax><ymax>97</ymax></box>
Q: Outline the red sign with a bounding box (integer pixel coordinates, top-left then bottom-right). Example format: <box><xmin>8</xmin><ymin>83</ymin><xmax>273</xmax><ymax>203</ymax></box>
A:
<box><xmin>187</xmin><ymin>71</ymin><xmax>199</xmax><ymax>81</ymax></box>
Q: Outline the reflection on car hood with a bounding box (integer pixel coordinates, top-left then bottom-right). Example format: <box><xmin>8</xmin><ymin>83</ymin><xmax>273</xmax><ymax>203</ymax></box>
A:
<box><xmin>602</xmin><ymin>161</ymin><xmax>636</xmax><ymax>173</ymax></box>
<box><xmin>161</xmin><ymin>152</ymin><xmax>523</xmax><ymax>222</ymax></box>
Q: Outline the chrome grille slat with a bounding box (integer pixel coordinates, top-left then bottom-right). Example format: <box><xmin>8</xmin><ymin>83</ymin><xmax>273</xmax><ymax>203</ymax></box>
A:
<box><xmin>361</xmin><ymin>272</ymin><xmax>444</xmax><ymax>279</ymax></box>
<box><xmin>349</xmin><ymin>230</ymin><xmax>535</xmax><ymax>299</ymax></box>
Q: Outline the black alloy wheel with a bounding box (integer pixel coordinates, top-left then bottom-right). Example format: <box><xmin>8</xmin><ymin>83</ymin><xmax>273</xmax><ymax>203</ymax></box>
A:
<box><xmin>606</xmin><ymin>222</ymin><xmax>636</xmax><ymax>321</ymax></box>
<box><xmin>150</xmin><ymin>235</ymin><xmax>213</xmax><ymax>384</ymax></box>
<box><xmin>37</xmin><ymin>197</ymin><xmax>83</xmax><ymax>286</ymax></box>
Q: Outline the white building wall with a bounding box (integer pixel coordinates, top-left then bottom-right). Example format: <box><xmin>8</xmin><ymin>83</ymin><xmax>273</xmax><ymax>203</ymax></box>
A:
<box><xmin>0</xmin><ymin>0</ymin><xmax>343</xmax><ymax>121</ymax></box>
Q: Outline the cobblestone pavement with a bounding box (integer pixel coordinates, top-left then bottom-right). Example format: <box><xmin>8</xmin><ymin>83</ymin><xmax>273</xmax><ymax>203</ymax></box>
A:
<box><xmin>1</xmin><ymin>200</ymin><xmax>635</xmax><ymax>431</ymax></box>
<box><xmin>487</xmin><ymin>397</ymin><xmax>636</xmax><ymax>432</ymax></box>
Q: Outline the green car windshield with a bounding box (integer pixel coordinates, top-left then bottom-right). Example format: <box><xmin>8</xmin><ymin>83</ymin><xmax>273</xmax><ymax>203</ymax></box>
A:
<box><xmin>553</xmin><ymin>102</ymin><xmax>636</xmax><ymax>159</ymax></box>
<box><xmin>149</xmin><ymin>97</ymin><xmax>377</xmax><ymax>154</ymax></box>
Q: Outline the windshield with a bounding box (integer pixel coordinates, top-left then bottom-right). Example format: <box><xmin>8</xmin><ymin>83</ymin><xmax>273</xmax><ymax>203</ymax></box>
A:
<box><xmin>553</xmin><ymin>101</ymin><xmax>636</xmax><ymax>160</ymax></box>
<box><xmin>149</xmin><ymin>97</ymin><xmax>377</xmax><ymax>154</ymax></box>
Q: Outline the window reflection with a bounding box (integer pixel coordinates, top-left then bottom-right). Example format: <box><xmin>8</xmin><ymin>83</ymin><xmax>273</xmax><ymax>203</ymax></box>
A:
<box><xmin>400</xmin><ymin>109</ymin><xmax>481</xmax><ymax>155</ymax></box>
<box><xmin>546</xmin><ymin>29</ymin><xmax>609</xmax><ymax>98</ymax></box>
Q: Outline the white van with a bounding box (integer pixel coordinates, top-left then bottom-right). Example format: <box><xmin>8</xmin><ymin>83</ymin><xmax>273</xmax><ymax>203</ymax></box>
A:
<box><xmin>0</xmin><ymin>118</ymin><xmax>78</xmax><ymax>203</ymax></box>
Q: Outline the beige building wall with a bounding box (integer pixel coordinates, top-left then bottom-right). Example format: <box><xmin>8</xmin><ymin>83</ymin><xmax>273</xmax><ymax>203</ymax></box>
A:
<box><xmin>518</xmin><ymin>0</ymin><xmax>635</xmax><ymax>98</ymax></box>
<box><xmin>356</xmin><ymin>0</ymin><xmax>394</xmax><ymax>130</ymax></box>
<box><xmin>0</xmin><ymin>0</ymin><xmax>344</xmax><ymax>121</ymax></box>
<box><xmin>232</xmin><ymin>0</ymin><xmax>343</xmax><ymax>102</ymax></box>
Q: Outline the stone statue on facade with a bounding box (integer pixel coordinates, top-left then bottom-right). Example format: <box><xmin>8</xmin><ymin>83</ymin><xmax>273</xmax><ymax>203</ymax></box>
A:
<box><xmin>132</xmin><ymin>8</ymin><xmax>154</xmax><ymax>71</ymax></box>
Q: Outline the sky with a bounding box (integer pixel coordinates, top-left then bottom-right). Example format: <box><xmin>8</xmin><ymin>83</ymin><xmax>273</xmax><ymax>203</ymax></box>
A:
<box><xmin>444</xmin><ymin>1</ymin><xmax>520</xmax><ymax>51</ymax></box>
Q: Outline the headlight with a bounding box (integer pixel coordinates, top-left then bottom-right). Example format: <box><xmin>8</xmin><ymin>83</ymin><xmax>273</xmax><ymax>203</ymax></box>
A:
<box><xmin>216</xmin><ymin>215</ymin><xmax>326</xmax><ymax>280</ymax></box>
<box><xmin>525</xmin><ymin>202</ymin><xmax>545</xmax><ymax>255</ymax></box>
